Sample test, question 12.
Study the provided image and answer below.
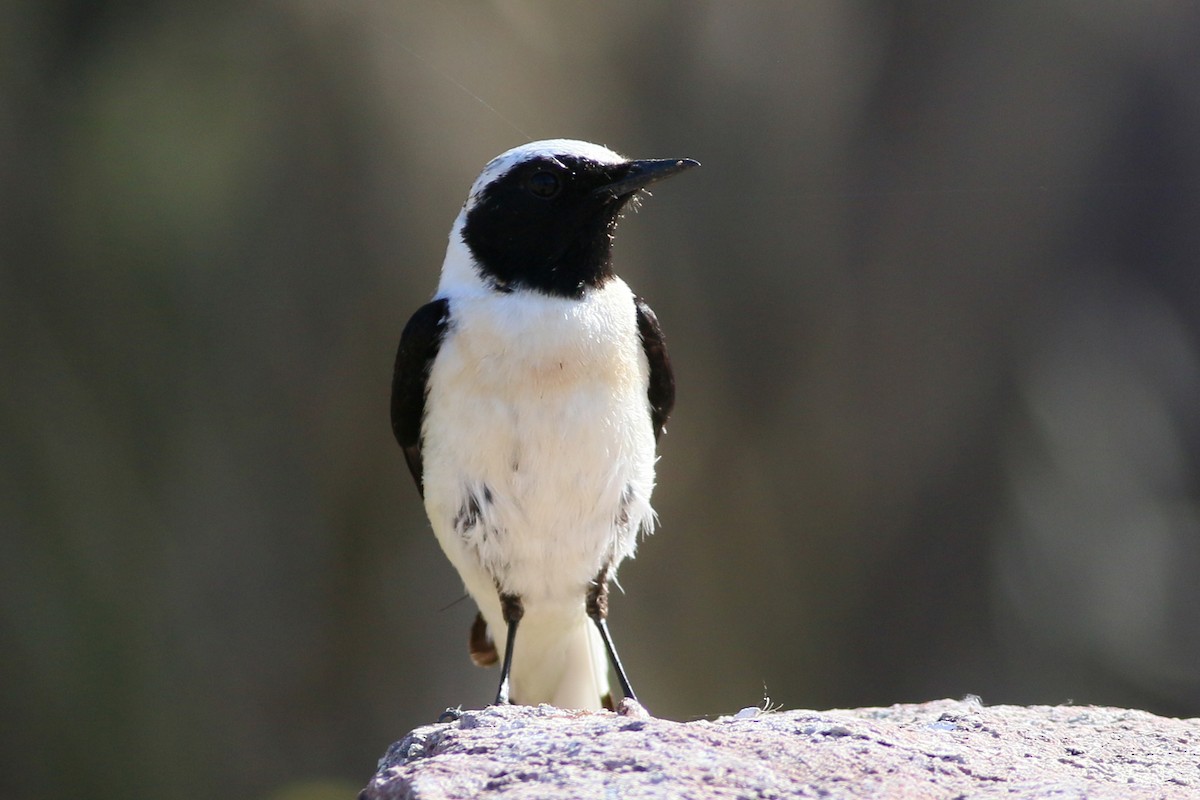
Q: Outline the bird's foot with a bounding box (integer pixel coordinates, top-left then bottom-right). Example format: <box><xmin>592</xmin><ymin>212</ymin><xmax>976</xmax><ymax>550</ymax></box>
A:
<box><xmin>437</xmin><ymin>706</ymin><xmax>464</xmax><ymax>723</ymax></box>
<box><xmin>492</xmin><ymin>676</ymin><xmax>513</xmax><ymax>707</ymax></box>
<box><xmin>617</xmin><ymin>697</ymin><xmax>650</xmax><ymax>719</ymax></box>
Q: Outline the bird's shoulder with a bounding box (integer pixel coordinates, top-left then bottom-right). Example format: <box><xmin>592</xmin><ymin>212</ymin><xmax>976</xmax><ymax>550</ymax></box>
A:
<box><xmin>391</xmin><ymin>298</ymin><xmax>452</xmax><ymax>491</ymax></box>
<box><xmin>632</xmin><ymin>295</ymin><xmax>675</xmax><ymax>440</ymax></box>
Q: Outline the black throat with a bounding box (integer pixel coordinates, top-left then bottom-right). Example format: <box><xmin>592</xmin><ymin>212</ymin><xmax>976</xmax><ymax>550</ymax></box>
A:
<box><xmin>460</xmin><ymin>155</ymin><xmax>632</xmax><ymax>299</ymax></box>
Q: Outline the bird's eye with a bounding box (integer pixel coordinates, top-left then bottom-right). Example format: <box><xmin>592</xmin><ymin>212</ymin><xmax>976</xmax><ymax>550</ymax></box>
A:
<box><xmin>527</xmin><ymin>170</ymin><xmax>562</xmax><ymax>199</ymax></box>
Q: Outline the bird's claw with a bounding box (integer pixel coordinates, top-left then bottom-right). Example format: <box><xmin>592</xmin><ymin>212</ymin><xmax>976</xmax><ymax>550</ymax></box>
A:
<box><xmin>437</xmin><ymin>706</ymin><xmax>463</xmax><ymax>723</ymax></box>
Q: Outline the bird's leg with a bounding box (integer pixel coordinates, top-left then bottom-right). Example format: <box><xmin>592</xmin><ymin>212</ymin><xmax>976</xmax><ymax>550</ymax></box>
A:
<box><xmin>586</xmin><ymin>568</ymin><xmax>637</xmax><ymax>703</ymax></box>
<box><xmin>494</xmin><ymin>592</ymin><xmax>524</xmax><ymax>705</ymax></box>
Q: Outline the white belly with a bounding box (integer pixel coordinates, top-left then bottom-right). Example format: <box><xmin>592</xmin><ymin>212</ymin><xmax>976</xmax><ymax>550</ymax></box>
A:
<box><xmin>421</xmin><ymin>278</ymin><xmax>658</xmax><ymax>610</ymax></box>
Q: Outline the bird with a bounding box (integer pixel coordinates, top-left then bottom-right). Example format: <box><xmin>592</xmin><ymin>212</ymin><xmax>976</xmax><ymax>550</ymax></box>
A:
<box><xmin>391</xmin><ymin>139</ymin><xmax>697</xmax><ymax>711</ymax></box>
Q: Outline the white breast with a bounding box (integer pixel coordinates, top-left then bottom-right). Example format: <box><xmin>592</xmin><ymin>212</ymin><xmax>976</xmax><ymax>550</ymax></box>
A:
<box><xmin>421</xmin><ymin>277</ymin><xmax>658</xmax><ymax>608</ymax></box>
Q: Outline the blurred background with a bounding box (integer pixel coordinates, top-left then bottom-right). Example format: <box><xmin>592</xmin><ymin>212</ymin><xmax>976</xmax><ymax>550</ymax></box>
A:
<box><xmin>3</xmin><ymin>1</ymin><xmax>1200</xmax><ymax>798</ymax></box>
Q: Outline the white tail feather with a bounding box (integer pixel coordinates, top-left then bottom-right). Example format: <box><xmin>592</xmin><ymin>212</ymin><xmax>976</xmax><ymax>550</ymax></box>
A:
<box><xmin>500</xmin><ymin>611</ymin><xmax>611</xmax><ymax>711</ymax></box>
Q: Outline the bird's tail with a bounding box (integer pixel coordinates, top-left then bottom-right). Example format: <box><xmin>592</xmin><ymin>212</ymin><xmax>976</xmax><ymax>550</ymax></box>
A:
<box><xmin>502</xmin><ymin>609</ymin><xmax>612</xmax><ymax>711</ymax></box>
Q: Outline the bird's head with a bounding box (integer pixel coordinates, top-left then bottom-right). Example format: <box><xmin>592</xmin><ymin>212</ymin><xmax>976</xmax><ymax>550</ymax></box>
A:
<box><xmin>445</xmin><ymin>139</ymin><xmax>698</xmax><ymax>299</ymax></box>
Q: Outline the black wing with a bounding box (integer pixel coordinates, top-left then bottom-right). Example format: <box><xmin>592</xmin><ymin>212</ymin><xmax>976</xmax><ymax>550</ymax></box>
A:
<box><xmin>634</xmin><ymin>296</ymin><xmax>675</xmax><ymax>440</ymax></box>
<box><xmin>391</xmin><ymin>298</ymin><xmax>451</xmax><ymax>497</ymax></box>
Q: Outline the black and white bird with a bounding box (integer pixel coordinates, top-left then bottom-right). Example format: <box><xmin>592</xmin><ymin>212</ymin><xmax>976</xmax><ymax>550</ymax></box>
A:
<box><xmin>392</xmin><ymin>139</ymin><xmax>697</xmax><ymax>711</ymax></box>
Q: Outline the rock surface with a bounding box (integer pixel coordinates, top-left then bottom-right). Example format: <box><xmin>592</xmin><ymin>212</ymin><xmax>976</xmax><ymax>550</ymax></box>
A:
<box><xmin>362</xmin><ymin>698</ymin><xmax>1199</xmax><ymax>799</ymax></box>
